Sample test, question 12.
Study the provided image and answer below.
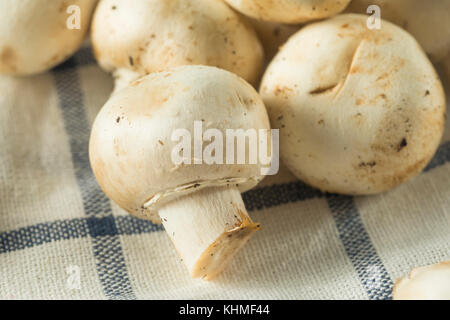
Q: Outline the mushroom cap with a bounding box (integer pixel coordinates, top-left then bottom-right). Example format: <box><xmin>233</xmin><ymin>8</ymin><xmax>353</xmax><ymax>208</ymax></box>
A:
<box><xmin>260</xmin><ymin>14</ymin><xmax>446</xmax><ymax>195</ymax></box>
<box><xmin>89</xmin><ymin>66</ymin><xmax>271</xmax><ymax>222</ymax></box>
<box><xmin>91</xmin><ymin>0</ymin><xmax>264</xmax><ymax>86</ymax></box>
<box><xmin>393</xmin><ymin>261</ymin><xmax>450</xmax><ymax>300</ymax></box>
<box><xmin>0</xmin><ymin>0</ymin><xmax>97</xmax><ymax>75</ymax></box>
<box><xmin>224</xmin><ymin>0</ymin><xmax>351</xmax><ymax>24</ymax></box>
<box><xmin>346</xmin><ymin>0</ymin><xmax>450</xmax><ymax>62</ymax></box>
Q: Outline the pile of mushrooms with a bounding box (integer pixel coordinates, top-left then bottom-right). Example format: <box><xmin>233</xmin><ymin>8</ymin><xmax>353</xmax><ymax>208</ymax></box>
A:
<box><xmin>1</xmin><ymin>0</ymin><xmax>448</xmax><ymax>288</ymax></box>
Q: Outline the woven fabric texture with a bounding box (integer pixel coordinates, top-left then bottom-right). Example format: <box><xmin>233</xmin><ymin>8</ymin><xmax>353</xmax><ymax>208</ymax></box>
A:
<box><xmin>0</xmin><ymin>47</ymin><xmax>449</xmax><ymax>300</ymax></box>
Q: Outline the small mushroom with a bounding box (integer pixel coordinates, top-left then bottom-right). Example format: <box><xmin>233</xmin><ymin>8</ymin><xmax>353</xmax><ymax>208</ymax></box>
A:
<box><xmin>91</xmin><ymin>0</ymin><xmax>264</xmax><ymax>91</ymax></box>
<box><xmin>393</xmin><ymin>261</ymin><xmax>450</xmax><ymax>300</ymax></box>
<box><xmin>89</xmin><ymin>66</ymin><xmax>271</xmax><ymax>279</ymax></box>
<box><xmin>346</xmin><ymin>0</ymin><xmax>450</xmax><ymax>62</ymax></box>
<box><xmin>224</xmin><ymin>0</ymin><xmax>351</xmax><ymax>24</ymax></box>
<box><xmin>260</xmin><ymin>14</ymin><xmax>446</xmax><ymax>195</ymax></box>
<box><xmin>0</xmin><ymin>0</ymin><xmax>98</xmax><ymax>75</ymax></box>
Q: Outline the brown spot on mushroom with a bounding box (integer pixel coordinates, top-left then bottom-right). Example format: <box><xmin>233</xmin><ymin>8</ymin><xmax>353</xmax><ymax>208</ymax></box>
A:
<box><xmin>359</xmin><ymin>161</ymin><xmax>377</xmax><ymax>168</ymax></box>
<box><xmin>376</xmin><ymin>73</ymin><xmax>389</xmax><ymax>81</ymax></box>
<box><xmin>397</xmin><ymin>138</ymin><xmax>408</xmax><ymax>152</ymax></box>
<box><xmin>274</xmin><ymin>85</ymin><xmax>293</xmax><ymax>97</ymax></box>
<box><xmin>349</xmin><ymin>65</ymin><xmax>362</xmax><ymax>74</ymax></box>
<box><xmin>0</xmin><ymin>46</ymin><xmax>17</xmax><ymax>72</ymax></box>
<box><xmin>158</xmin><ymin>140</ymin><xmax>164</xmax><ymax>146</ymax></box>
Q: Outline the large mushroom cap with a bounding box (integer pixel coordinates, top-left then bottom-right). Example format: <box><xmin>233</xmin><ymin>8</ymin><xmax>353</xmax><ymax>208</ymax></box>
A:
<box><xmin>0</xmin><ymin>0</ymin><xmax>97</xmax><ymax>75</ymax></box>
<box><xmin>260</xmin><ymin>14</ymin><xmax>446</xmax><ymax>195</ymax></box>
<box><xmin>224</xmin><ymin>0</ymin><xmax>351</xmax><ymax>24</ymax></box>
<box><xmin>346</xmin><ymin>0</ymin><xmax>450</xmax><ymax>62</ymax></box>
<box><xmin>90</xmin><ymin>65</ymin><xmax>271</xmax><ymax>222</ymax></box>
<box><xmin>393</xmin><ymin>261</ymin><xmax>450</xmax><ymax>300</ymax></box>
<box><xmin>91</xmin><ymin>0</ymin><xmax>264</xmax><ymax>86</ymax></box>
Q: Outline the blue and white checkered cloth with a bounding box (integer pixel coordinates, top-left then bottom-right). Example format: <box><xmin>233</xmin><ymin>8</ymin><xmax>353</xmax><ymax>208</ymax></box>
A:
<box><xmin>0</xmin><ymin>46</ymin><xmax>449</xmax><ymax>300</ymax></box>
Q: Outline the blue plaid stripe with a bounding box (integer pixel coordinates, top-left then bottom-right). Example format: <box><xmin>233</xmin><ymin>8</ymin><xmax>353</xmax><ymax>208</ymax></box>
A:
<box><xmin>115</xmin><ymin>216</ymin><xmax>163</xmax><ymax>235</ymax></box>
<box><xmin>242</xmin><ymin>181</ymin><xmax>324</xmax><ymax>211</ymax></box>
<box><xmin>0</xmin><ymin>218</ymin><xmax>88</xmax><ymax>254</ymax></box>
<box><xmin>52</xmin><ymin>58</ymin><xmax>136</xmax><ymax>300</ymax></box>
<box><xmin>327</xmin><ymin>195</ymin><xmax>394</xmax><ymax>300</ymax></box>
<box><xmin>0</xmin><ymin>48</ymin><xmax>449</xmax><ymax>299</ymax></box>
<box><xmin>0</xmin><ymin>216</ymin><xmax>160</xmax><ymax>254</ymax></box>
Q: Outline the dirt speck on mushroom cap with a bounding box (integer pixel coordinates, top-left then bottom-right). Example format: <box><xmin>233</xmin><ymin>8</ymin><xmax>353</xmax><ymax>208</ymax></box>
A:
<box><xmin>260</xmin><ymin>14</ymin><xmax>446</xmax><ymax>195</ymax></box>
<box><xmin>89</xmin><ymin>65</ymin><xmax>271</xmax><ymax>219</ymax></box>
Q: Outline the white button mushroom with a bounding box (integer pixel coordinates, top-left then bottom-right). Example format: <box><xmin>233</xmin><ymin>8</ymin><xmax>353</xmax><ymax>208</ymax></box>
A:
<box><xmin>346</xmin><ymin>0</ymin><xmax>450</xmax><ymax>63</ymax></box>
<box><xmin>89</xmin><ymin>66</ymin><xmax>272</xmax><ymax>279</ymax></box>
<box><xmin>0</xmin><ymin>0</ymin><xmax>98</xmax><ymax>75</ymax></box>
<box><xmin>393</xmin><ymin>261</ymin><xmax>450</xmax><ymax>300</ymax></box>
<box><xmin>91</xmin><ymin>0</ymin><xmax>264</xmax><ymax>91</ymax></box>
<box><xmin>260</xmin><ymin>14</ymin><xmax>446</xmax><ymax>195</ymax></box>
<box><xmin>224</xmin><ymin>0</ymin><xmax>351</xmax><ymax>24</ymax></box>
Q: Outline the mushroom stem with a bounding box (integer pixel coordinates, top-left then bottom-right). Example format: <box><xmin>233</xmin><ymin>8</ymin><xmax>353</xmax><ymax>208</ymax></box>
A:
<box><xmin>158</xmin><ymin>186</ymin><xmax>260</xmax><ymax>280</ymax></box>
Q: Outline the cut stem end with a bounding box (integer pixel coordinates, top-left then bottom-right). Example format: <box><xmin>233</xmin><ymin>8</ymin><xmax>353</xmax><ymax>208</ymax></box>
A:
<box><xmin>158</xmin><ymin>186</ymin><xmax>259</xmax><ymax>280</ymax></box>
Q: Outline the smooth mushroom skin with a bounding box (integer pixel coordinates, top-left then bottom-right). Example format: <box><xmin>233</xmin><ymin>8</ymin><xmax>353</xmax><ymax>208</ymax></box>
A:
<box><xmin>346</xmin><ymin>0</ymin><xmax>450</xmax><ymax>63</ymax></box>
<box><xmin>393</xmin><ymin>261</ymin><xmax>450</xmax><ymax>300</ymax></box>
<box><xmin>89</xmin><ymin>66</ymin><xmax>271</xmax><ymax>279</ymax></box>
<box><xmin>260</xmin><ymin>14</ymin><xmax>446</xmax><ymax>195</ymax></box>
<box><xmin>91</xmin><ymin>0</ymin><xmax>264</xmax><ymax>89</ymax></box>
<box><xmin>0</xmin><ymin>0</ymin><xmax>98</xmax><ymax>75</ymax></box>
<box><xmin>90</xmin><ymin>65</ymin><xmax>270</xmax><ymax>219</ymax></box>
<box><xmin>224</xmin><ymin>0</ymin><xmax>351</xmax><ymax>24</ymax></box>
